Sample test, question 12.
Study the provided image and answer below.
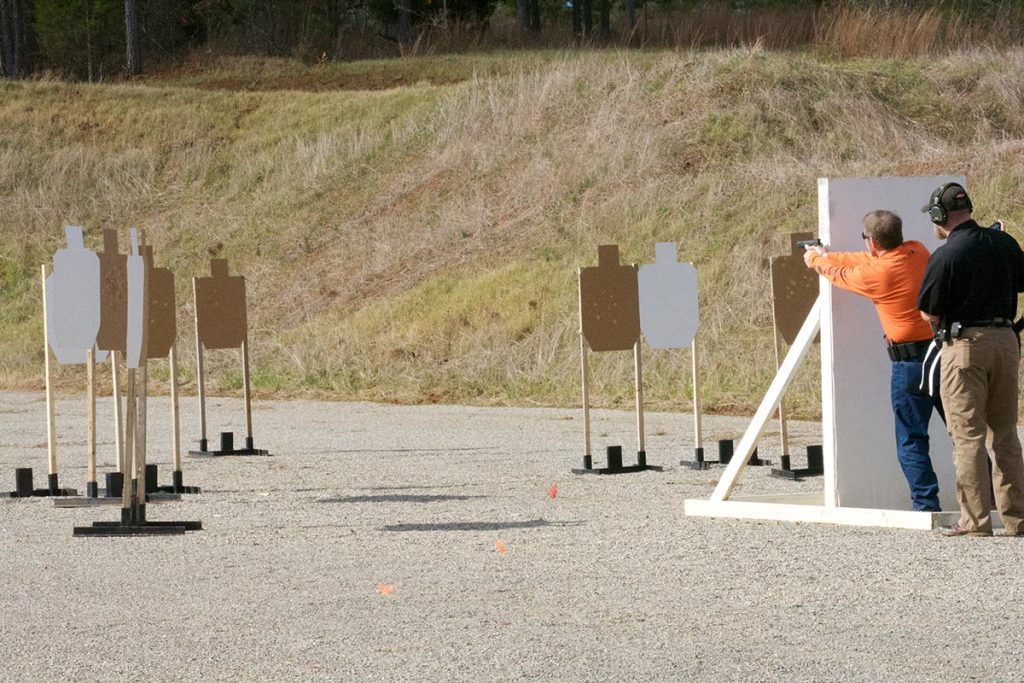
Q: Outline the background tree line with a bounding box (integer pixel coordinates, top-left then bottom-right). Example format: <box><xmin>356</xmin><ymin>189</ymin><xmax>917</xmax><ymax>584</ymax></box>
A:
<box><xmin>2</xmin><ymin>0</ymin><xmax>1024</xmax><ymax>80</ymax></box>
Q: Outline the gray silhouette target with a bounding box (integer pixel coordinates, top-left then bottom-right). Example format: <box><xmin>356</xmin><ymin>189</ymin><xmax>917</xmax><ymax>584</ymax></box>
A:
<box><xmin>45</xmin><ymin>226</ymin><xmax>105</xmax><ymax>365</ymax></box>
<box><xmin>638</xmin><ymin>243</ymin><xmax>699</xmax><ymax>349</ymax></box>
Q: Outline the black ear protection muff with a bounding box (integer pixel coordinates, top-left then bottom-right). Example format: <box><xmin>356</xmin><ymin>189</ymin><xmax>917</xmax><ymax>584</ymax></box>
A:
<box><xmin>928</xmin><ymin>182</ymin><xmax>973</xmax><ymax>225</ymax></box>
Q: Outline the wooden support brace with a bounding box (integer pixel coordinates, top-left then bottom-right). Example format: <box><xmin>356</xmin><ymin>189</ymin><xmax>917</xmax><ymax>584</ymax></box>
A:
<box><xmin>711</xmin><ymin>297</ymin><xmax>821</xmax><ymax>502</ymax></box>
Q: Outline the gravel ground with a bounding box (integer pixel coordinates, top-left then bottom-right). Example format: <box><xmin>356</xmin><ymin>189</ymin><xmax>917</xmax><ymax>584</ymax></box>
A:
<box><xmin>2</xmin><ymin>390</ymin><xmax>1023</xmax><ymax>682</ymax></box>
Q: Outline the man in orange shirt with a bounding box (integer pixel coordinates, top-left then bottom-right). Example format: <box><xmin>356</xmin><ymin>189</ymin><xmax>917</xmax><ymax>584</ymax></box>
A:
<box><xmin>804</xmin><ymin>210</ymin><xmax>941</xmax><ymax>511</ymax></box>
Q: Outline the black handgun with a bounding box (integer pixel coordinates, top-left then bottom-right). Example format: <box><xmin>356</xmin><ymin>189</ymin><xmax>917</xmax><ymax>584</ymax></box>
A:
<box><xmin>796</xmin><ymin>239</ymin><xmax>822</xmax><ymax>248</ymax></box>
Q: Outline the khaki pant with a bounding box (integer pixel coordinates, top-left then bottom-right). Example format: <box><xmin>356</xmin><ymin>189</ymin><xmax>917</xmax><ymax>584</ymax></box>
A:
<box><xmin>940</xmin><ymin>327</ymin><xmax>1024</xmax><ymax>533</ymax></box>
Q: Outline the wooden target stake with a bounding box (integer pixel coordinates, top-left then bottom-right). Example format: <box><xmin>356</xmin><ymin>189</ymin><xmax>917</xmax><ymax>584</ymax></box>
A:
<box><xmin>241</xmin><ymin>332</ymin><xmax>254</xmax><ymax>448</ymax></box>
<box><xmin>633</xmin><ymin>337</ymin><xmax>646</xmax><ymax>466</ymax></box>
<box><xmin>111</xmin><ymin>352</ymin><xmax>124</xmax><ymax>474</ymax></box>
<box><xmin>41</xmin><ymin>265</ymin><xmax>60</xmax><ymax>494</ymax></box>
<box><xmin>169</xmin><ymin>344</ymin><xmax>182</xmax><ymax>480</ymax></box>
<box><xmin>577</xmin><ymin>269</ymin><xmax>593</xmax><ymax>468</ymax></box>
<box><xmin>122</xmin><ymin>368</ymin><xmax>136</xmax><ymax>513</ymax></box>
<box><xmin>193</xmin><ymin>279</ymin><xmax>209</xmax><ymax>452</ymax></box>
<box><xmin>691</xmin><ymin>332</ymin><xmax>703</xmax><ymax>457</ymax></box>
<box><xmin>86</xmin><ymin>348</ymin><xmax>97</xmax><ymax>496</ymax></box>
<box><xmin>773</xmin><ymin>325</ymin><xmax>790</xmax><ymax>459</ymax></box>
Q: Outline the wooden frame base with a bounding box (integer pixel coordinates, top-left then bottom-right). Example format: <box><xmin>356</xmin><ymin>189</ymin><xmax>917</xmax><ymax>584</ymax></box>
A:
<box><xmin>683</xmin><ymin>493</ymin><xmax>1001</xmax><ymax>531</ymax></box>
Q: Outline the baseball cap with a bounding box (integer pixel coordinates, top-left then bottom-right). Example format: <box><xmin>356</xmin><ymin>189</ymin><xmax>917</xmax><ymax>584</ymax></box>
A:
<box><xmin>921</xmin><ymin>183</ymin><xmax>972</xmax><ymax>213</ymax></box>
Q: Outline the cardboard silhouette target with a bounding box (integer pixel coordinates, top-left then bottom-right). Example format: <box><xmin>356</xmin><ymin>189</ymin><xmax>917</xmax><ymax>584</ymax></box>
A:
<box><xmin>685</xmin><ymin>175</ymin><xmax>963</xmax><ymax>531</ymax></box>
<box><xmin>579</xmin><ymin>245</ymin><xmax>640</xmax><ymax>353</ymax></box>
<box><xmin>770</xmin><ymin>233</ymin><xmax>819</xmax><ymax>346</ymax></box>
<box><xmin>768</xmin><ymin>232</ymin><xmax>822</xmax><ymax>479</ymax></box>
<box><xmin>190</xmin><ymin>258</ymin><xmax>269</xmax><ymax>457</ymax></box>
<box><xmin>574</xmin><ymin>245</ymin><xmax>660</xmax><ymax>476</ymax></box>
<box><xmin>97</xmin><ymin>230</ymin><xmax>128</xmax><ymax>353</ymax></box>
<box><xmin>195</xmin><ymin>259</ymin><xmax>247</xmax><ymax>350</ymax></box>
<box><xmin>144</xmin><ymin>246</ymin><xmax>176</xmax><ymax>359</ymax></box>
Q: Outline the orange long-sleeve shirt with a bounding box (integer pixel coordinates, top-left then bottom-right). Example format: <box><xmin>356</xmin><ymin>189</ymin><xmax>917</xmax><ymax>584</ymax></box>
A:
<box><xmin>806</xmin><ymin>240</ymin><xmax>934</xmax><ymax>343</ymax></box>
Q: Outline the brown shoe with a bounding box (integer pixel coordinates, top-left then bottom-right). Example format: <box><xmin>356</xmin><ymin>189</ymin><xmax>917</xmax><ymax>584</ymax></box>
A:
<box><xmin>940</xmin><ymin>524</ymin><xmax>993</xmax><ymax>537</ymax></box>
<box><xmin>1000</xmin><ymin>528</ymin><xmax>1024</xmax><ymax>537</ymax></box>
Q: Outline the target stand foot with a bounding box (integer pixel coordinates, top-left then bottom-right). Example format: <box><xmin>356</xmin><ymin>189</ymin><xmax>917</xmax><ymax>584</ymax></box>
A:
<box><xmin>681</xmin><ymin>447</ymin><xmax>711</xmax><ymax>470</ymax></box>
<box><xmin>771</xmin><ymin>445</ymin><xmax>824</xmax><ymax>481</ymax></box>
<box><xmin>572</xmin><ymin>446</ymin><xmax>664</xmax><ymax>475</ymax></box>
<box><xmin>155</xmin><ymin>469</ymin><xmax>201</xmax><ymax>494</ymax></box>
<box><xmin>74</xmin><ymin>506</ymin><xmax>202</xmax><ymax>536</ymax></box>
<box><xmin>7</xmin><ymin>469</ymin><xmax>78</xmax><ymax>498</ymax></box>
<box><xmin>189</xmin><ymin>433</ymin><xmax>270</xmax><ymax>457</ymax></box>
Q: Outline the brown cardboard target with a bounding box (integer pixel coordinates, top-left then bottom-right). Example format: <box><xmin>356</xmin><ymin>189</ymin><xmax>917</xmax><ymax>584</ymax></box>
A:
<box><xmin>770</xmin><ymin>232</ymin><xmax>819</xmax><ymax>346</ymax></box>
<box><xmin>194</xmin><ymin>258</ymin><xmax>247</xmax><ymax>350</ymax></box>
<box><xmin>96</xmin><ymin>229</ymin><xmax>128</xmax><ymax>352</ymax></box>
<box><xmin>145</xmin><ymin>245</ymin><xmax>177</xmax><ymax>359</ymax></box>
<box><xmin>579</xmin><ymin>245</ymin><xmax>640</xmax><ymax>353</ymax></box>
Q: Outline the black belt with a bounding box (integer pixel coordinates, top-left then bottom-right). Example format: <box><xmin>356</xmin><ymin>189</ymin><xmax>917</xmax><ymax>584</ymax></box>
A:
<box><xmin>886</xmin><ymin>339</ymin><xmax>932</xmax><ymax>361</ymax></box>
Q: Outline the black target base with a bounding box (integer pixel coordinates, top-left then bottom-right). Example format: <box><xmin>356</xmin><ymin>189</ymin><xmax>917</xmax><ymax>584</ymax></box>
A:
<box><xmin>152</xmin><ymin>468</ymin><xmax>201</xmax><ymax>494</ymax></box>
<box><xmin>6</xmin><ymin>469</ymin><xmax>78</xmax><ymax>498</ymax></box>
<box><xmin>682</xmin><ymin>440</ymin><xmax>770</xmax><ymax>469</ymax></box>
<box><xmin>73</xmin><ymin>503</ymin><xmax>202</xmax><ymax>537</ymax></box>
<box><xmin>681</xmin><ymin>446</ymin><xmax>711</xmax><ymax>470</ymax></box>
<box><xmin>572</xmin><ymin>446</ymin><xmax>664</xmax><ymax>475</ymax></box>
<box><xmin>189</xmin><ymin>432</ymin><xmax>270</xmax><ymax>457</ymax></box>
<box><xmin>771</xmin><ymin>445</ymin><xmax>825</xmax><ymax>481</ymax></box>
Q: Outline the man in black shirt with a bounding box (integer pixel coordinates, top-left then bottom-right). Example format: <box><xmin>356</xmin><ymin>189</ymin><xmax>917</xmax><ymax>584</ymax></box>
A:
<box><xmin>918</xmin><ymin>182</ymin><xmax>1024</xmax><ymax>537</ymax></box>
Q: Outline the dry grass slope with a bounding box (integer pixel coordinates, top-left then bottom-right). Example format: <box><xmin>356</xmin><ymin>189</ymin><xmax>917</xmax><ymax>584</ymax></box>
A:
<box><xmin>3</xmin><ymin>48</ymin><xmax>1024</xmax><ymax>417</ymax></box>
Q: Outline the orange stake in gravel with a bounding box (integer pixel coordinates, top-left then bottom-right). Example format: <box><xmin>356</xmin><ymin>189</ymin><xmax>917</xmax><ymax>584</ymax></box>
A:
<box><xmin>376</xmin><ymin>583</ymin><xmax>395</xmax><ymax>596</ymax></box>
<box><xmin>495</xmin><ymin>540</ymin><xmax>506</xmax><ymax>555</ymax></box>
<box><xmin>548</xmin><ymin>484</ymin><xmax>558</xmax><ymax>499</ymax></box>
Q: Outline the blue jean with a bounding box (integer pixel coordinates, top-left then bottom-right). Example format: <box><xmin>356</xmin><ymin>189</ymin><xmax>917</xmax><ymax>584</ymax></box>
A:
<box><xmin>891</xmin><ymin>358</ymin><xmax>941</xmax><ymax>511</ymax></box>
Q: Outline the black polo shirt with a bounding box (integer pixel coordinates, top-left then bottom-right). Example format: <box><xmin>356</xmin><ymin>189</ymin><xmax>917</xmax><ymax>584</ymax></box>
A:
<box><xmin>917</xmin><ymin>219</ymin><xmax>1024</xmax><ymax>324</ymax></box>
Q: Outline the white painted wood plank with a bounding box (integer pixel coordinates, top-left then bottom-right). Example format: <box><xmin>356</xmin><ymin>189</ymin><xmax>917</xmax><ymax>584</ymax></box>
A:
<box><xmin>684</xmin><ymin>497</ymin><xmax>971</xmax><ymax>530</ymax></box>
<box><xmin>819</xmin><ymin>176</ymin><xmax>961</xmax><ymax>511</ymax></box>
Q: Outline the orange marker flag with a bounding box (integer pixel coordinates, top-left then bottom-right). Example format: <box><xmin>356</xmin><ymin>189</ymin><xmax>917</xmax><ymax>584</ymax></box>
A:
<box><xmin>376</xmin><ymin>583</ymin><xmax>395</xmax><ymax>596</ymax></box>
<box><xmin>548</xmin><ymin>484</ymin><xmax>558</xmax><ymax>499</ymax></box>
<box><xmin>495</xmin><ymin>540</ymin><xmax>506</xmax><ymax>555</ymax></box>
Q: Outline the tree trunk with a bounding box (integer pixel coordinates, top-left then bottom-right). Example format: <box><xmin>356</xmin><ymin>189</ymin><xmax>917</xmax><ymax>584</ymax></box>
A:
<box><xmin>571</xmin><ymin>0</ymin><xmax>582</xmax><ymax>44</ymax></box>
<box><xmin>598</xmin><ymin>0</ymin><xmax>610</xmax><ymax>38</ymax></box>
<box><xmin>624</xmin><ymin>0</ymin><xmax>636</xmax><ymax>35</ymax></box>
<box><xmin>528</xmin><ymin>0</ymin><xmax>540</xmax><ymax>32</ymax></box>
<box><xmin>398</xmin><ymin>0</ymin><xmax>412</xmax><ymax>50</ymax></box>
<box><xmin>1</xmin><ymin>0</ymin><xmax>36</xmax><ymax>78</ymax></box>
<box><xmin>583</xmin><ymin>0</ymin><xmax>592</xmax><ymax>38</ymax></box>
<box><xmin>125</xmin><ymin>0</ymin><xmax>142</xmax><ymax>75</ymax></box>
<box><xmin>0</xmin><ymin>0</ymin><xmax>14</xmax><ymax>78</ymax></box>
<box><xmin>516</xmin><ymin>0</ymin><xmax>528</xmax><ymax>32</ymax></box>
